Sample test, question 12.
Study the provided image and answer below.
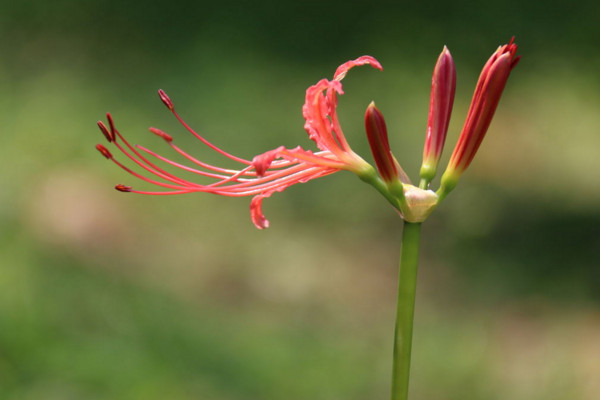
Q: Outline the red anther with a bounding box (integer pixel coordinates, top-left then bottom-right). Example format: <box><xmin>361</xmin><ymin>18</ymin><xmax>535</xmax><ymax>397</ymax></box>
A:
<box><xmin>149</xmin><ymin>127</ymin><xmax>173</xmax><ymax>142</ymax></box>
<box><xmin>96</xmin><ymin>144</ymin><xmax>113</xmax><ymax>159</ymax></box>
<box><xmin>158</xmin><ymin>89</ymin><xmax>174</xmax><ymax>110</ymax></box>
<box><xmin>115</xmin><ymin>184</ymin><xmax>132</xmax><ymax>192</ymax></box>
<box><xmin>97</xmin><ymin>120</ymin><xmax>114</xmax><ymax>142</ymax></box>
<box><xmin>106</xmin><ymin>113</ymin><xmax>117</xmax><ymax>137</ymax></box>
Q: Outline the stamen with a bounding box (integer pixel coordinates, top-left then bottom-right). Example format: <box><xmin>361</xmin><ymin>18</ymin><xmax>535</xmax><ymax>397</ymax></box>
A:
<box><xmin>149</xmin><ymin>127</ymin><xmax>173</xmax><ymax>142</ymax></box>
<box><xmin>107</xmin><ymin>118</ymin><xmax>197</xmax><ymax>187</ymax></box>
<box><xmin>98</xmin><ymin>121</ymin><xmax>114</xmax><ymax>142</ymax></box>
<box><xmin>96</xmin><ymin>144</ymin><xmax>113</xmax><ymax>159</ymax></box>
<box><xmin>170</xmin><ymin>108</ymin><xmax>252</xmax><ymax>165</ymax></box>
<box><xmin>106</xmin><ymin>113</ymin><xmax>117</xmax><ymax>140</ymax></box>
<box><xmin>112</xmin><ymin>141</ymin><xmax>200</xmax><ymax>188</ymax></box>
<box><xmin>206</xmin><ymin>165</ymin><xmax>255</xmax><ymax>187</ymax></box>
<box><xmin>219</xmin><ymin>164</ymin><xmax>335</xmax><ymax>195</ymax></box>
<box><xmin>136</xmin><ymin>144</ymin><xmax>249</xmax><ymax>181</ymax></box>
<box><xmin>167</xmin><ymin>142</ymin><xmax>258</xmax><ymax>176</ymax></box>
<box><xmin>158</xmin><ymin>89</ymin><xmax>174</xmax><ymax>110</ymax></box>
<box><xmin>124</xmin><ymin>189</ymin><xmax>192</xmax><ymax>195</ymax></box>
<box><xmin>108</xmin><ymin>155</ymin><xmax>190</xmax><ymax>190</ymax></box>
<box><xmin>115</xmin><ymin>184</ymin><xmax>132</xmax><ymax>192</ymax></box>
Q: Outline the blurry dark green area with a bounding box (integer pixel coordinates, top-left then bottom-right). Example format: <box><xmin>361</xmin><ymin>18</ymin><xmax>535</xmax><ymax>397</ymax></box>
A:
<box><xmin>2</xmin><ymin>0</ymin><xmax>600</xmax><ymax>63</ymax></box>
<box><xmin>1</xmin><ymin>1</ymin><xmax>599</xmax><ymax>399</ymax></box>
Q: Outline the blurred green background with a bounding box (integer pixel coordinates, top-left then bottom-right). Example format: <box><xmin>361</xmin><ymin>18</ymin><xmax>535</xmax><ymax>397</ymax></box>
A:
<box><xmin>1</xmin><ymin>0</ymin><xmax>599</xmax><ymax>399</ymax></box>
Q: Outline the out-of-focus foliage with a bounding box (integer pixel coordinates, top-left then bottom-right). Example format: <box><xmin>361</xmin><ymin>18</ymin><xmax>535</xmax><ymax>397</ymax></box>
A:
<box><xmin>1</xmin><ymin>1</ymin><xmax>599</xmax><ymax>399</ymax></box>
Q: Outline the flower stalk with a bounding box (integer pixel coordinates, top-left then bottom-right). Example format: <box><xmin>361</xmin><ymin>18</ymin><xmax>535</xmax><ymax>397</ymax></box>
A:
<box><xmin>391</xmin><ymin>221</ymin><xmax>422</xmax><ymax>400</ymax></box>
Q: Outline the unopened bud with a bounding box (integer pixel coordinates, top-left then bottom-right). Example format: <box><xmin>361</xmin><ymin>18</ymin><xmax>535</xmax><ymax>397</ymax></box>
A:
<box><xmin>364</xmin><ymin>102</ymin><xmax>398</xmax><ymax>183</ymax></box>
<box><xmin>420</xmin><ymin>46</ymin><xmax>456</xmax><ymax>184</ymax></box>
<box><xmin>440</xmin><ymin>38</ymin><xmax>519</xmax><ymax>199</ymax></box>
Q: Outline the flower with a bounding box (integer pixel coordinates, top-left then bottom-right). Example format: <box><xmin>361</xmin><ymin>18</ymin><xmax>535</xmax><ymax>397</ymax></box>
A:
<box><xmin>439</xmin><ymin>38</ymin><xmax>520</xmax><ymax>197</ymax></box>
<box><xmin>420</xmin><ymin>46</ymin><xmax>456</xmax><ymax>186</ymax></box>
<box><xmin>97</xmin><ymin>40</ymin><xmax>520</xmax><ymax>228</ymax></box>
<box><xmin>96</xmin><ymin>56</ymin><xmax>382</xmax><ymax>229</ymax></box>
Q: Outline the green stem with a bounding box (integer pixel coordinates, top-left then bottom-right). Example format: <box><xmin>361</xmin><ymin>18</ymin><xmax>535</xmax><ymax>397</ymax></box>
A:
<box><xmin>391</xmin><ymin>221</ymin><xmax>422</xmax><ymax>400</ymax></box>
<box><xmin>357</xmin><ymin>168</ymin><xmax>406</xmax><ymax>212</ymax></box>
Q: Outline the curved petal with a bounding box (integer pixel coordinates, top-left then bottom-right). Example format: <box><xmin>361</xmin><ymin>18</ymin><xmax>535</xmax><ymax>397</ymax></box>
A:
<box><xmin>252</xmin><ymin>146</ymin><xmax>286</xmax><ymax>177</ymax></box>
<box><xmin>302</xmin><ymin>79</ymin><xmax>345</xmax><ymax>154</ymax></box>
<box><xmin>333</xmin><ymin>55</ymin><xmax>383</xmax><ymax>81</ymax></box>
<box><xmin>250</xmin><ymin>194</ymin><xmax>270</xmax><ymax>229</ymax></box>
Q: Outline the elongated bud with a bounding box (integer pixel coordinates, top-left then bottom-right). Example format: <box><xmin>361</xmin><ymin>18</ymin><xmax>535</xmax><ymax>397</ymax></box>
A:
<box><xmin>420</xmin><ymin>46</ymin><xmax>456</xmax><ymax>184</ymax></box>
<box><xmin>364</xmin><ymin>102</ymin><xmax>399</xmax><ymax>183</ymax></box>
<box><xmin>158</xmin><ymin>89</ymin><xmax>174</xmax><ymax>110</ymax></box>
<box><xmin>439</xmin><ymin>38</ymin><xmax>519</xmax><ymax>198</ymax></box>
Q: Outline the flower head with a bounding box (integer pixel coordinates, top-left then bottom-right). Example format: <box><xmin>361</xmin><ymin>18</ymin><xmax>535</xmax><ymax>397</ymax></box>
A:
<box><xmin>96</xmin><ymin>57</ymin><xmax>382</xmax><ymax>229</ymax></box>
<box><xmin>439</xmin><ymin>38</ymin><xmax>520</xmax><ymax>196</ymax></box>
<box><xmin>97</xmin><ymin>40</ymin><xmax>520</xmax><ymax>228</ymax></box>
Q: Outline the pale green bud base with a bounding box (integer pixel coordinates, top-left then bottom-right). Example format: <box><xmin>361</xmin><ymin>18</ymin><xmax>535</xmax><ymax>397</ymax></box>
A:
<box><xmin>356</xmin><ymin>165</ymin><xmax>439</xmax><ymax>224</ymax></box>
<box><xmin>419</xmin><ymin>163</ymin><xmax>437</xmax><ymax>188</ymax></box>
<box><xmin>437</xmin><ymin>169</ymin><xmax>460</xmax><ymax>202</ymax></box>
<box><xmin>399</xmin><ymin>185</ymin><xmax>438</xmax><ymax>223</ymax></box>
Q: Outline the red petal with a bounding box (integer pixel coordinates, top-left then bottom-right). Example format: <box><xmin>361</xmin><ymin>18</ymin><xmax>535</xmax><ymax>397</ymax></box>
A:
<box><xmin>250</xmin><ymin>195</ymin><xmax>270</xmax><ymax>229</ymax></box>
<box><xmin>333</xmin><ymin>56</ymin><xmax>383</xmax><ymax>81</ymax></box>
<box><xmin>252</xmin><ymin>146</ymin><xmax>285</xmax><ymax>177</ymax></box>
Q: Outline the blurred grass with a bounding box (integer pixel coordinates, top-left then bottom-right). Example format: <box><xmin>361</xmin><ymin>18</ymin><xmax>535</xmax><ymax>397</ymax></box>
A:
<box><xmin>1</xmin><ymin>0</ymin><xmax>600</xmax><ymax>399</ymax></box>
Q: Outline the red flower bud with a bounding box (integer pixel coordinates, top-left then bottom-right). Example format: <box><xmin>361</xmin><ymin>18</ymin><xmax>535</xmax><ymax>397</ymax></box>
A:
<box><xmin>365</xmin><ymin>102</ymin><xmax>398</xmax><ymax>183</ymax></box>
<box><xmin>420</xmin><ymin>46</ymin><xmax>456</xmax><ymax>184</ymax></box>
<box><xmin>440</xmin><ymin>38</ymin><xmax>519</xmax><ymax>195</ymax></box>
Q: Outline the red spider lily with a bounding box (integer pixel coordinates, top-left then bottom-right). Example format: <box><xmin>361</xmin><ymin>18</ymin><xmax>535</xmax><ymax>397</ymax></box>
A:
<box><xmin>96</xmin><ymin>56</ymin><xmax>382</xmax><ymax>229</ymax></box>
<box><xmin>420</xmin><ymin>46</ymin><xmax>456</xmax><ymax>185</ymax></box>
<box><xmin>439</xmin><ymin>38</ymin><xmax>520</xmax><ymax>196</ymax></box>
